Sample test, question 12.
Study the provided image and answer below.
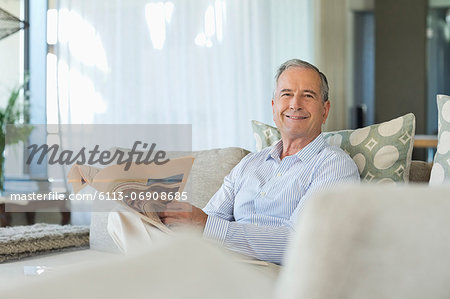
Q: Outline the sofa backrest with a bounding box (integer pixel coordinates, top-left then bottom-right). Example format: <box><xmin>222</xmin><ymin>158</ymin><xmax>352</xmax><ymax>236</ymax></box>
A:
<box><xmin>186</xmin><ymin>152</ymin><xmax>431</xmax><ymax>208</ymax></box>
<box><xmin>179</xmin><ymin>151</ymin><xmax>432</xmax><ymax>209</ymax></box>
<box><xmin>187</xmin><ymin>147</ymin><xmax>250</xmax><ymax>208</ymax></box>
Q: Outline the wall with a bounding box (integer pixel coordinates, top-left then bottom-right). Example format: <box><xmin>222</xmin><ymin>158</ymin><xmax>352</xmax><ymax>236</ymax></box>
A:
<box><xmin>314</xmin><ymin>0</ymin><xmax>351</xmax><ymax>131</ymax></box>
<box><xmin>375</xmin><ymin>0</ymin><xmax>427</xmax><ymax>134</ymax></box>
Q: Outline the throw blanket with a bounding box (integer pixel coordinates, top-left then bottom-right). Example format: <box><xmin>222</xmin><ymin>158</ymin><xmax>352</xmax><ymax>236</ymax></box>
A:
<box><xmin>0</xmin><ymin>223</ymin><xmax>89</xmax><ymax>263</ymax></box>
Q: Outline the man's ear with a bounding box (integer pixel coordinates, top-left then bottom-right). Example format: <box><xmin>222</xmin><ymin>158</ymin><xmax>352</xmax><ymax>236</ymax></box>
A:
<box><xmin>272</xmin><ymin>98</ymin><xmax>276</xmax><ymax>122</ymax></box>
<box><xmin>322</xmin><ymin>100</ymin><xmax>331</xmax><ymax>124</ymax></box>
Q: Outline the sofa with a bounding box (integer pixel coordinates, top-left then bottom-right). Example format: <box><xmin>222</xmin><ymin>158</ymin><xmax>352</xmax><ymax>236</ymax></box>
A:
<box><xmin>3</xmin><ymin>144</ymin><xmax>449</xmax><ymax>299</ymax></box>
<box><xmin>3</xmin><ymin>91</ymin><xmax>450</xmax><ymax>298</ymax></box>
<box><xmin>89</xmin><ymin>146</ymin><xmax>433</xmax><ymax>254</ymax></box>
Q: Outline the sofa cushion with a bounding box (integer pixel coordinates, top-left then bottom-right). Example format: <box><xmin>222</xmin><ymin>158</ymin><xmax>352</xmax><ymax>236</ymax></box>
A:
<box><xmin>188</xmin><ymin>147</ymin><xmax>249</xmax><ymax>208</ymax></box>
<box><xmin>409</xmin><ymin>161</ymin><xmax>432</xmax><ymax>183</ymax></box>
<box><xmin>430</xmin><ymin>94</ymin><xmax>450</xmax><ymax>185</ymax></box>
<box><xmin>252</xmin><ymin>113</ymin><xmax>416</xmax><ymax>183</ymax></box>
<box><xmin>277</xmin><ymin>184</ymin><xmax>450</xmax><ymax>299</ymax></box>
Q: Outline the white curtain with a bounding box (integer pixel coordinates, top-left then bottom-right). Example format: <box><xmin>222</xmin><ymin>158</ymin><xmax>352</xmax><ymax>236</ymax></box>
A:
<box><xmin>54</xmin><ymin>0</ymin><xmax>314</xmax><ymax>151</ymax></box>
<box><xmin>313</xmin><ymin>0</ymin><xmax>350</xmax><ymax>131</ymax></box>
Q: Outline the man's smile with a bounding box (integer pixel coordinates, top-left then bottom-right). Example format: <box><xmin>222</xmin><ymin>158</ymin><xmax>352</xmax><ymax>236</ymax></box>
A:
<box><xmin>283</xmin><ymin>114</ymin><xmax>309</xmax><ymax>120</ymax></box>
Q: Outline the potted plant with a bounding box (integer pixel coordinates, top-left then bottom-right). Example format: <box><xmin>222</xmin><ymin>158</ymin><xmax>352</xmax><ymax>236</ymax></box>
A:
<box><xmin>0</xmin><ymin>80</ymin><xmax>33</xmax><ymax>193</ymax></box>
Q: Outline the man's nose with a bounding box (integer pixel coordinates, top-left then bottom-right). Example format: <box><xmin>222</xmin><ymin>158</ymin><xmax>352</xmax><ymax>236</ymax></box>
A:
<box><xmin>289</xmin><ymin>94</ymin><xmax>303</xmax><ymax>110</ymax></box>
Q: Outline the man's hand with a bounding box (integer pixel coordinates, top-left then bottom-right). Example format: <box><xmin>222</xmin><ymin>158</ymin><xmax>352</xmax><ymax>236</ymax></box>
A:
<box><xmin>158</xmin><ymin>201</ymin><xmax>208</xmax><ymax>230</ymax></box>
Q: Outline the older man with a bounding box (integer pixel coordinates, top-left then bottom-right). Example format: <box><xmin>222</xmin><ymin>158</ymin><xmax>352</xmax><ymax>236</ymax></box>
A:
<box><xmin>159</xmin><ymin>59</ymin><xmax>360</xmax><ymax>264</ymax></box>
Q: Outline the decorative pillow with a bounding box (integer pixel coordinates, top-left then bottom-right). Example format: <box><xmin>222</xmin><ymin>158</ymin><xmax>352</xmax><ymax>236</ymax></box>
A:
<box><xmin>252</xmin><ymin>120</ymin><xmax>281</xmax><ymax>151</ymax></box>
<box><xmin>251</xmin><ymin>113</ymin><xmax>416</xmax><ymax>183</ymax></box>
<box><xmin>430</xmin><ymin>95</ymin><xmax>450</xmax><ymax>185</ymax></box>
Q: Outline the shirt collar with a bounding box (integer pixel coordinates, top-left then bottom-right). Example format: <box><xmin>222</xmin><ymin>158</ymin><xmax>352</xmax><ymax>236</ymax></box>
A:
<box><xmin>266</xmin><ymin>133</ymin><xmax>327</xmax><ymax>162</ymax></box>
<box><xmin>267</xmin><ymin>139</ymin><xmax>284</xmax><ymax>161</ymax></box>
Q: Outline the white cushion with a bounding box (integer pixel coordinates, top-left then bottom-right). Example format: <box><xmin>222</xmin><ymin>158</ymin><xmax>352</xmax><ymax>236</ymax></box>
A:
<box><xmin>430</xmin><ymin>94</ymin><xmax>450</xmax><ymax>185</ymax></box>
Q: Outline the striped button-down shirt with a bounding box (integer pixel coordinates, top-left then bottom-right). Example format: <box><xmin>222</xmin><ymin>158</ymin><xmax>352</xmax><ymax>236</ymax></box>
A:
<box><xmin>202</xmin><ymin>133</ymin><xmax>360</xmax><ymax>264</ymax></box>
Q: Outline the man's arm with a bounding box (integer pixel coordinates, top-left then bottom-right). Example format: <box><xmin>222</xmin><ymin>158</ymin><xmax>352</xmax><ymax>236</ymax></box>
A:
<box><xmin>202</xmin><ymin>215</ymin><xmax>293</xmax><ymax>264</ymax></box>
<box><xmin>202</xmin><ymin>152</ymin><xmax>360</xmax><ymax>265</ymax></box>
<box><xmin>160</xmin><ymin>151</ymin><xmax>359</xmax><ymax>265</ymax></box>
<box><xmin>158</xmin><ymin>160</ymin><xmax>239</xmax><ymax>231</ymax></box>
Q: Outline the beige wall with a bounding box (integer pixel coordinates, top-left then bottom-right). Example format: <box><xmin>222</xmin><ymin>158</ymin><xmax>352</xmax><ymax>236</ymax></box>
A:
<box><xmin>317</xmin><ymin>0</ymin><xmax>438</xmax><ymax>136</ymax></box>
<box><xmin>314</xmin><ymin>0</ymin><xmax>351</xmax><ymax>131</ymax></box>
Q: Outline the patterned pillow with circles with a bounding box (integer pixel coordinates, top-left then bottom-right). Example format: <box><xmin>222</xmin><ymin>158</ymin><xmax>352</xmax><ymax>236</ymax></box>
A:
<box><xmin>430</xmin><ymin>95</ymin><xmax>450</xmax><ymax>185</ymax></box>
<box><xmin>252</xmin><ymin>120</ymin><xmax>282</xmax><ymax>151</ymax></box>
<box><xmin>251</xmin><ymin>113</ymin><xmax>416</xmax><ymax>183</ymax></box>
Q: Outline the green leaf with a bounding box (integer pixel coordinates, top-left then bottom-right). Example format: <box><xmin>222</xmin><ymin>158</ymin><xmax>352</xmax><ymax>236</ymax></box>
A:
<box><xmin>1</xmin><ymin>76</ymin><xmax>32</xmax><ymax>145</ymax></box>
<box><xmin>5</xmin><ymin>125</ymin><xmax>34</xmax><ymax>145</ymax></box>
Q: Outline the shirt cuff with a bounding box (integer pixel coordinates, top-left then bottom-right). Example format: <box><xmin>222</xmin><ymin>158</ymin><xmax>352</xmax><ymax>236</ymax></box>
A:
<box><xmin>202</xmin><ymin>215</ymin><xmax>230</xmax><ymax>245</ymax></box>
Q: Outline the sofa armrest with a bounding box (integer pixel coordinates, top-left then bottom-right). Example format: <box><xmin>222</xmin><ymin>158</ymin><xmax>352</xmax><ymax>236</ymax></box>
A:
<box><xmin>409</xmin><ymin>160</ymin><xmax>432</xmax><ymax>183</ymax></box>
<box><xmin>277</xmin><ymin>184</ymin><xmax>450</xmax><ymax>298</ymax></box>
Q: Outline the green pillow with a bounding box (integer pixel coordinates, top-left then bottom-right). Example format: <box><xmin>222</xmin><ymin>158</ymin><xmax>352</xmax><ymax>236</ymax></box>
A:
<box><xmin>430</xmin><ymin>95</ymin><xmax>450</xmax><ymax>185</ymax></box>
<box><xmin>252</xmin><ymin>120</ymin><xmax>282</xmax><ymax>151</ymax></box>
<box><xmin>251</xmin><ymin>113</ymin><xmax>416</xmax><ymax>183</ymax></box>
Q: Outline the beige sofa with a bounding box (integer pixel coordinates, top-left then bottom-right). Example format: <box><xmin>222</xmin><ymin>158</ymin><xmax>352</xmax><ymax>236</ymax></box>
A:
<box><xmin>90</xmin><ymin>147</ymin><xmax>432</xmax><ymax>253</ymax></box>
<box><xmin>4</xmin><ymin>147</ymin><xmax>449</xmax><ymax>299</ymax></box>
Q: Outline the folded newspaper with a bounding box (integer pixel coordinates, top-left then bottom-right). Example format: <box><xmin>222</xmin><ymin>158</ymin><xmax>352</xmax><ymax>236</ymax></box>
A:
<box><xmin>67</xmin><ymin>156</ymin><xmax>195</xmax><ymax>234</ymax></box>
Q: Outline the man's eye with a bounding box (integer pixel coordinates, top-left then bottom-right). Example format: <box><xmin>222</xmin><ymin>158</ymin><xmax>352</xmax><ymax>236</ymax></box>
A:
<box><xmin>281</xmin><ymin>93</ymin><xmax>291</xmax><ymax>97</ymax></box>
<box><xmin>305</xmin><ymin>94</ymin><xmax>314</xmax><ymax>98</ymax></box>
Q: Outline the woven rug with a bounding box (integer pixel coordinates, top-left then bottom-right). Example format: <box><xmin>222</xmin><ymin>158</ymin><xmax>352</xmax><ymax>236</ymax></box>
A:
<box><xmin>0</xmin><ymin>223</ymin><xmax>89</xmax><ymax>263</ymax></box>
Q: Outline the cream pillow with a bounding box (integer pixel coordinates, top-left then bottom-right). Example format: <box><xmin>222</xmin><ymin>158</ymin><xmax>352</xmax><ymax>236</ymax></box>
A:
<box><xmin>430</xmin><ymin>95</ymin><xmax>450</xmax><ymax>185</ymax></box>
<box><xmin>252</xmin><ymin>113</ymin><xmax>416</xmax><ymax>183</ymax></box>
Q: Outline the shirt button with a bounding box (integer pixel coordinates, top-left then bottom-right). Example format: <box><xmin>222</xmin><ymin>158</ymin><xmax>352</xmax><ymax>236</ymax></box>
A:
<box><xmin>277</xmin><ymin>173</ymin><xmax>282</xmax><ymax>177</ymax></box>
<box><xmin>260</xmin><ymin>191</ymin><xmax>265</xmax><ymax>197</ymax></box>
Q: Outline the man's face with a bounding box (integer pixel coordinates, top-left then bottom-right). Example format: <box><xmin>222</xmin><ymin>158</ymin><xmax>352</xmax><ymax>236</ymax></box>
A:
<box><xmin>272</xmin><ymin>67</ymin><xmax>330</xmax><ymax>143</ymax></box>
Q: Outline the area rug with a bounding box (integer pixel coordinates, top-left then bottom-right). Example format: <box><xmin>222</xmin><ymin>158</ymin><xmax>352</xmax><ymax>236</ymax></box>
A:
<box><xmin>0</xmin><ymin>223</ymin><xmax>89</xmax><ymax>263</ymax></box>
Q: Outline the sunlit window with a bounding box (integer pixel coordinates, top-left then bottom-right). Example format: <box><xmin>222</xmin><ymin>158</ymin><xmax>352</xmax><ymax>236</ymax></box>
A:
<box><xmin>58</xmin><ymin>10</ymin><xmax>109</xmax><ymax>72</ymax></box>
<box><xmin>46</xmin><ymin>52</ymin><xmax>58</xmax><ymax>125</ymax></box>
<box><xmin>195</xmin><ymin>0</ymin><xmax>225</xmax><ymax>47</ymax></box>
<box><xmin>47</xmin><ymin>8</ymin><xmax>109</xmax><ymax>124</ymax></box>
<box><xmin>46</xmin><ymin>9</ymin><xmax>57</xmax><ymax>45</ymax></box>
<box><xmin>145</xmin><ymin>2</ymin><xmax>174</xmax><ymax>50</ymax></box>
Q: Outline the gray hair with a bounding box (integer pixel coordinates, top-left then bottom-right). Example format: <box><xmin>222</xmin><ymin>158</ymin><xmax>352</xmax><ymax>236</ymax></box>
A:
<box><xmin>273</xmin><ymin>59</ymin><xmax>329</xmax><ymax>102</ymax></box>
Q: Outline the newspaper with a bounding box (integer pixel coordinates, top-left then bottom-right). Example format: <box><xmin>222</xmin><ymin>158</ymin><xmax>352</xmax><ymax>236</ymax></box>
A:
<box><xmin>68</xmin><ymin>156</ymin><xmax>195</xmax><ymax>233</ymax></box>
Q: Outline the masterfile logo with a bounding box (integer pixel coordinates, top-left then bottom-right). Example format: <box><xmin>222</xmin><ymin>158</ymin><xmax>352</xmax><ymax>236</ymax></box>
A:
<box><xmin>26</xmin><ymin>141</ymin><xmax>170</xmax><ymax>171</ymax></box>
